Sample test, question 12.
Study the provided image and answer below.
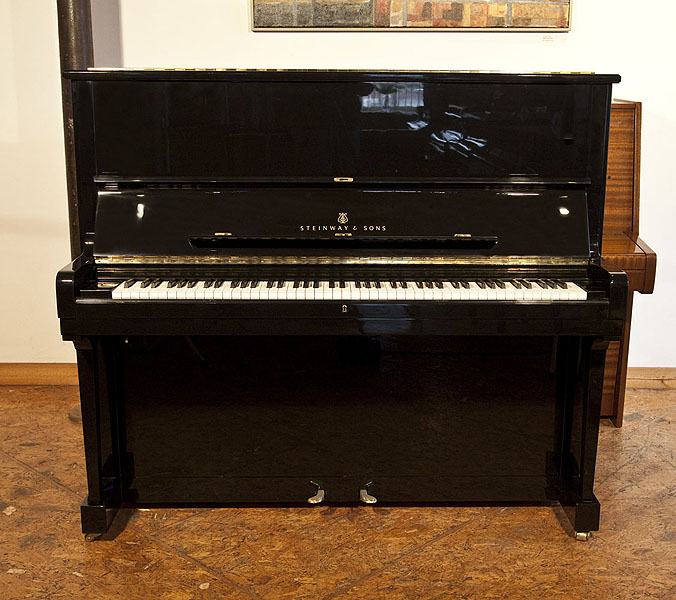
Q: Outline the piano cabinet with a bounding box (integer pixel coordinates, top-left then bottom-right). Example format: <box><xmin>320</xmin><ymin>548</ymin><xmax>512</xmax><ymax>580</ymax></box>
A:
<box><xmin>601</xmin><ymin>101</ymin><xmax>657</xmax><ymax>426</ymax></box>
<box><xmin>74</xmin><ymin>334</ymin><xmax>610</xmax><ymax>539</ymax></box>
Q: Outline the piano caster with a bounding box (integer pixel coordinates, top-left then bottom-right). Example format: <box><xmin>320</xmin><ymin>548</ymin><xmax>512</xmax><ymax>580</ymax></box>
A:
<box><xmin>307</xmin><ymin>481</ymin><xmax>325</xmax><ymax>505</ymax></box>
<box><xmin>575</xmin><ymin>531</ymin><xmax>592</xmax><ymax>542</ymax></box>
<box><xmin>84</xmin><ymin>533</ymin><xmax>102</xmax><ymax>542</ymax></box>
<box><xmin>359</xmin><ymin>483</ymin><xmax>377</xmax><ymax>505</ymax></box>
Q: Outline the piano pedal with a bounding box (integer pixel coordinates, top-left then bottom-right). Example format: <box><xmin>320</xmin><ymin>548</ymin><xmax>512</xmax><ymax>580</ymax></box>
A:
<box><xmin>575</xmin><ymin>531</ymin><xmax>592</xmax><ymax>542</ymax></box>
<box><xmin>359</xmin><ymin>483</ymin><xmax>377</xmax><ymax>505</ymax></box>
<box><xmin>307</xmin><ymin>481</ymin><xmax>325</xmax><ymax>505</ymax></box>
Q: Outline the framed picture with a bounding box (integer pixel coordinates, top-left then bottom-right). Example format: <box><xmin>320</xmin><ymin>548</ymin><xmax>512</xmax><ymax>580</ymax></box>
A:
<box><xmin>252</xmin><ymin>1</ymin><xmax>571</xmax><ymax>32</ymax></box>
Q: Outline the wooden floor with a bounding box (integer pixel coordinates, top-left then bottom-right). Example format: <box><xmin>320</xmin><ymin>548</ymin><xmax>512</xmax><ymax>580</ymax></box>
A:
<box><xmin>0</xmin><ymin>386</ymin><xmax>674</xmax><ymax>599</ymax></box>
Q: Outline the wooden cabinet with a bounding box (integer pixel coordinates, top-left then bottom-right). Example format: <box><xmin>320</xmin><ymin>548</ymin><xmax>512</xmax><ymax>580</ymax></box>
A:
<box><xmin>601</xmin><ymin>100</ymin><xmax>657</xmax><ymax>425</ymax></box>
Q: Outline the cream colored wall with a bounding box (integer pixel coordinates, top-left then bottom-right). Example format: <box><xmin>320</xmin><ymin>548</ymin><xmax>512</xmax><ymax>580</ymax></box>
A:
<box><xmin>0</xmin><ymin>1</ymin><xmax>72</xmax><ymax>362</ymax></box>
<box><xmin>1</xmin><ymin>0</ymin><xmax>673</xmax><ymax>364</ymax></box>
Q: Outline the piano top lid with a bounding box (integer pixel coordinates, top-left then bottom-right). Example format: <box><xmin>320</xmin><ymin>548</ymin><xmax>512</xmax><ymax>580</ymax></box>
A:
<box><xmin>64</xmin><ymin>68</ymin><xmax>621</xmax><ymax>85</ymax></box>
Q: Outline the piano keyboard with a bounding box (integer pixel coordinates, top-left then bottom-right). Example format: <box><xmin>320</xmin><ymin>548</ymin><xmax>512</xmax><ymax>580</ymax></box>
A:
<box><xmin>111</xmin><ymin>279</ymin><xmax>587</xmax><ymax>301</ymax></box>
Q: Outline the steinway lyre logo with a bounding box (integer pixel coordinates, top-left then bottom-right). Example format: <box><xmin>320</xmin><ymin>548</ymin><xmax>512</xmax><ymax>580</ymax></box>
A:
<box><xmin>338</xmin><ymin>212</ymin><xmax>349</xmax><ymax>225</ymax></box>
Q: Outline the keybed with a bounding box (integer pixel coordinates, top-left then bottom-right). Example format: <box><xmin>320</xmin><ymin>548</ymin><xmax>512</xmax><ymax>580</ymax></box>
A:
<box><xmin>111</xmin><ymin>278</ymin><xmax>587</xmax><ymax>301</ymax></box>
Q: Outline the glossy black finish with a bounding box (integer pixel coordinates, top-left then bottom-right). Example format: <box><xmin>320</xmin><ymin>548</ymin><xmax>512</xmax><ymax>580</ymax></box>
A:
<box><xmin>94</xmin><ymin>188</ymin><xmax>590</xmax><ymax>260</ymax></box>
<box><xmin>66</xmin><ymin>71</ymin><xmax>617</xmax><ymax>259</ymax></box>
<box><xmin>57</xmin><ymin>70</ymin><xmax>624</xmax><ymax>537</ymax></box>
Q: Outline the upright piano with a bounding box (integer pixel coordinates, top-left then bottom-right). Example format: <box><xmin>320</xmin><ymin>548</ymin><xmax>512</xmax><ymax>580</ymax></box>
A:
<box><xmin>56</xmin><ymin>70</ymin><xmax>626</xmax><ymax>540</ymax></box>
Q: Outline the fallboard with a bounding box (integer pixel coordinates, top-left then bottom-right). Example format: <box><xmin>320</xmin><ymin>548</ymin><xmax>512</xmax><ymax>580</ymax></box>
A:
<box><xmin>94</xmin><ymin>187</ymin><xmax>590</xmax><ymax>263</ymax></box>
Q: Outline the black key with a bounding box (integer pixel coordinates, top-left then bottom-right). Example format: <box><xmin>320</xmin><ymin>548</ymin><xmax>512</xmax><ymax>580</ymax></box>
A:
<box><xmin>177</xmin><ymin>280</ymin><xmax>187</xmax><ymax>288</ymax></box>
<box><xmin>476</xmin><ymin>281</ymin><xmax>486</xmax><ymax>289</ymax></box>
<box><xmin>214</xmin><ymin>280</ymin><xmax>224</xmax><ymax>288</ymax></box>
<box><xmin>557</xmin><ymin>280</ymin><xmax>568</xmax><ymax>289</ymax></box>
<box><xmin>241</xmin><ymin>280</ymin><xmax>251</xmax><ymax>288</ymax></box>
<box><xmin>364</xmin><ymin>281</ymin><xmax>371</xmax><ymax>289</ymax></box>
<box><xmin>423</xmin><ymin>281</ymin><xmax>432</xmax><ymax>289</ymax></box>
<box><xmin>355</xmin><ymin>281</ymin><xmax>361</xmax><ymax>288</ymax></box>
<box><xmin>251</xmin><ymin>281</ymin><xmax>260</xmax><ymax>288</ymax></box>
<box><xmin>521</xmin><ymin>280</ymin><xmax>532</xmax><ymax>289</ymax></box>
<box><xmin>231</xmin><ymin>281</ymin><xmax>240</xmax><ymax>288</ymax></box>
<box><xmin>434</xmin><ymin>281</ymin><xmax>443</xmax><ymax>289</ymax></box>
<box><xmin>277</xmin><ymin>280</ymin><xmax>284</xmax><ymax>288</ymax></box>
<box><xmin>293</xmin><ymin>281</ymin><xmax>301</xmax><ymax>288</ymax></box>
<box><xmin>400</xmin><ymin>281</ymin><xmax>408</xmax><ymax>289</ymax></box>
<box><xmin>123</xmin><ymin>278</ymin><xmax>136</xmax><ymax>288</ymax></box>
<box><xmin>375</xmin><ymin>281</ymin><xmax>381</xmax><ymax>289</ymax></box>
<box><xmin>340</xmin><ymin>281</ymin><xmax>346</xmax><ymax>288</ymax></box>
<box><xmin>510</xmin><ymin>279</ymin><xmax>522</xmax><ymax>289</ymax></box>
<box><xmin>167</xmin><ymin>280</ymin><xmax>178</xmax><ymax>288</ymax></box>
<box><xmin>485</xmin><ymin>280</ymin><xmax>496</xmax><ymax>289</ymax></box>
<box><xmin>450</xmin><ymin>281</ymin><xmax>460</xmax><ymax>289</ymax></box>
<box><xmin>266</xmin><ymin>281</ymin><xmax>275</xmax><ymax>288</ymax></box>
<box><xmin>533</xmin><ymin>280</ymin><xmax>546</xmax><ymax>289</ymax></box>
<box><xmin>140</xmin><ymin>278</ymin><xmax>152</xmax><ymax>288</ymax></box>
<box><xmin>461</xmin><ymin>281</ymin><xmax>470</xmax><ymax>289</ymax></box>
<box><xmin>390</xmin><ymin>281</ymin><xmax>398</xmax><ymax>289</ymax></box>
<box><xmin>203</xmin><ymin>280</ymin><xmax>214</xmax><ymax>288</ymax></box>
<box><xmin>545</xmin><ymin>279</ymin><xmax>558</xmax><ymax>289</ymax></box>
<box><xmin>187</xmin><ymin>280</ymin><xmax>198</xmax><ymax>288</ymax></box>
<box><xmin>313</xmin><ymin>281</ymin><xmax>320</xmax><ymax>289</ymax></box>
<box><xmin>151</xmin><ymin>279</ymin><xmax>162</xmax><ymax>288</ymax></box>
<box><xmin>496</xmin><ymin>280</ymin><xmax>506</xmax><ymax>289</ymax></box>
<box><xmin>416</xmin><ymin>281</ymin><xmax>424</xmax><ymax>289</ymax></box>
<box><xmin>329</xmin><ymin>281</ymin><xmax>335</xmax><ymax>288</ymax></box>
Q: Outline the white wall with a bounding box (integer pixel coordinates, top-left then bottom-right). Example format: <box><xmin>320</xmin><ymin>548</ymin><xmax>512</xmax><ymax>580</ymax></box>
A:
<box><xmin>1</xmin><ymin>0</ymin><xmax>674</xmax><ymax>365</ymax></box>
<box><xmin>0</xmin><ymin>1</ymin><xmax>72</xmax><ymax>362</ymax></box>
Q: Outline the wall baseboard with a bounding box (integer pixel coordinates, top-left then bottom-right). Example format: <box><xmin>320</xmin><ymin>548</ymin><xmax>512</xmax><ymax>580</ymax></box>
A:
<box><xmin>626</xmin><ymin>367</ymin><xmax>676</xmax><ymax>390</ymax></box>
<box><xmin>0</xmin><ymin>363</ymin><xmax>79</xmax><ymax>386</ymax></box>
<box><xmin>0</xmin><ymin>364</ymin><xmax>674</xmax><ymax>388</ymax></box>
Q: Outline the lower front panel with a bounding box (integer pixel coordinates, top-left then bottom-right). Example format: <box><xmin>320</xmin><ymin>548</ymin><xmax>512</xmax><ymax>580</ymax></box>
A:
<box><xmin>117</xmin><ymin>335</ymin><xmax>569</xmax><ymax>505</ymax></box>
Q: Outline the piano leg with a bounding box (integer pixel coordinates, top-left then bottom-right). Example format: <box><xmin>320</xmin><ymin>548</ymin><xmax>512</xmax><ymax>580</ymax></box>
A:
<box><xmin>74</xmin><ymin>337</ymin><xmax>122</xmax><ymax>538</ymax></box>
<box><xmin>559</xmin><ymin>337</ymin><xmax>608</xmax><ymax>539</ymax></box>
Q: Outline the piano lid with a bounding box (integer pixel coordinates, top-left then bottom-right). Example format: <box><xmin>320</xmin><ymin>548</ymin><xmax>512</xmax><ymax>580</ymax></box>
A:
<box><xmin>93</xmin><ymin>188</ymin><xmax>590</xmax><ymax>265</ymax></box>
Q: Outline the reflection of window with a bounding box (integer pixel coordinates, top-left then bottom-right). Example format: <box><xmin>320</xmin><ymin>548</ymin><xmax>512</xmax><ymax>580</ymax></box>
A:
<box><xmin>361</xmin><ymin>82</ymin><xmax>424</xmax><ymax>113</ymax></box>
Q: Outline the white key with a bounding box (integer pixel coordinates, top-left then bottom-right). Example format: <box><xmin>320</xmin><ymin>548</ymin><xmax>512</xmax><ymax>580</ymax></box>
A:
<box><xmin>194</xmin><ymin>282</ymin><xmax>206</xmax><ymax>300</ymax></box>
<box><xmin>166</xmin><ymin>282</ymin><xmax>178</xmax><ymax>300</ymax></box>
<box><xmin>259</xmin><ymin>282</ymin><xmax>270</xmax><ymax>300</ymax></box>
<box><xmin>484</xmin><ymin>284</ymin><xmax>498</xmax><ymax>301</ymax></box>
<box><xmin>149</xmin><ymin>281</ymin><xmax>169</xmax><ymax>300</ymax></box>
<box><xmin>376</xmin><ymin>283</ymin><xmax>389</xmax><ymax>301</ymax></box>
<box><xmin>212</xmin><ymin>282</ymin><xmax>225</xmax><ymax>300</ymax></box>
<box><xmin>279</xmin><ymin>282</ymin><xmax>292</xmax><ymax>300</ymax></box>
<box><xmin>317</xmin><ymin>281</ymin><xmax>328</xmax><ymax>300</ymax></box>
<box><xmin>357</xmin><ymin>283</ymin><xmax>369</xmax><ymax>300</ymax></box>
<box><xmin>431</xmin><ymin>283</ymin><xmax>444</xmax><ymax>300</ymax></box>
<box><xmin>466</xmin><ymin>283</ymin><xmax>480</xmax><ymax>300</ymax></box>
<box><xmin>401</xmin><ymin>283</ymin><xmax>414</xmax><ymax>301</ymax></box>
<box><xmin>249</xmin><ymin>282</ymin><xmax>261</xmax><ymax>300</ymax></box>
<box><xmin>267</xmin><ymin>282</ymin><xmax>279</xmax><ymax>300</ymax></box>
<box><xmin>367</xmin><ymin>283</ymin><xmax>379</xmax><ymax>300</ymax></box>
<box><xmin>182</xmin><ymin>282</ymin><xmax>196</xmax><ymax>300</ymax></box>
<box><xmin>112</xmin><ymin>283</ymin><xmax>124</xmax><ymax>300</ymax></box>
<box><xmin>176</xmin><ymin>283</ymin><xmax>191</xmax><ymax>300</ymax></box>
<box><xmin>332</xmin><ymin>282</ymin><xmax>342</xmax><ymax>300</ymax></box>
<box><xmin>351</xmin><ymin>282</ymin><xmax>361</xmax><ymax>300</ymax></box>
<box><xmin>138</xmin><ymin>281</ymin><xmax>153</xmax><ymax>300</ymax></box>
<box><xmin>569</xmin><ymin>282</ymin><xmax>587</xmax><ymax>300</ymax></box>
<box><xmin>202</xmin><ymin>282</ymin><xmax>215</xmax><ymax>300</ymax></box>
<box><xmin>383</xmin><ymin>282</ymin><xmax>397</xmax><ymax>300</ymax></box>
<box><xmin>230</xmin><ymin>283</ymin><xmax>243</xmax><ymax>300</ymax></box>
<box><xmin>127</xmin><ymin>281</ymin><xmax>143</xmax><ymax>299</ymax></box>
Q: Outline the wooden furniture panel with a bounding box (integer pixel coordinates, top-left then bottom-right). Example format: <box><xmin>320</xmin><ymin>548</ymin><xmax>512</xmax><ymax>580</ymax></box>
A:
<box><xmin>600</xmin><ymin>100</ymin><xmax>657</xmax><ymax>426</ymax></box>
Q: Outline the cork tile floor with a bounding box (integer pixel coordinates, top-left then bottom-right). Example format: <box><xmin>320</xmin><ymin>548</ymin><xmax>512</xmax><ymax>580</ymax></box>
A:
<box><xmin>0</xmin><ymin>385</ymin><xmax>675</xmax><ymax>599</ymax></box>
